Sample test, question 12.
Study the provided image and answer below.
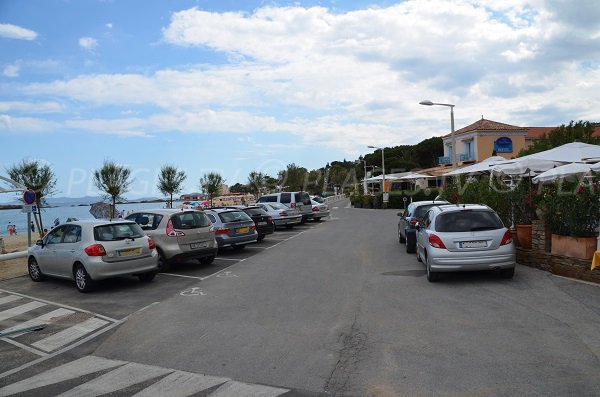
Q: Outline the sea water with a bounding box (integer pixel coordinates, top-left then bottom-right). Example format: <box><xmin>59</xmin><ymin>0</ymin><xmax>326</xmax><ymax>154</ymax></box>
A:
<box><xmin>0</xmin><ymin>202</ymin><xmax>174</xmax><ymax>236</ymax></box>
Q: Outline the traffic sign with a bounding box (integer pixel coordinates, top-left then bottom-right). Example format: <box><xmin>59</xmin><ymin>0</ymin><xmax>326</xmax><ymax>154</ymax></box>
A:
<box><xmin>23</xmin><ymin>189</ymin><xmax>36</xmax><ymax>205</ymax></box>
<box><xmin>22</xmin><ymin>204</ymin><xmax>37</xmax><ymax>213</ymax></box>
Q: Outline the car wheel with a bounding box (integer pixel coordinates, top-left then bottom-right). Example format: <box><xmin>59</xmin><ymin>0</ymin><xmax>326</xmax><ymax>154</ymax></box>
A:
<box><xmin>406</xmin><ymin>235</ymin><xmax>416</xmax><ymax>253</ymax></box>
<box><xmin>138</xmin><ymin>271</ymin><xmax>156</xmax><ymax>282</ymax></box>
<box><xmin>156</xmin><ymin>249</ymin><xmax>170</xmax><ymax>272</ymax></box>
<box><xmin>257</xmin><ymin>234</ymin><xmax>266</xmax><ymax>241</ymax></box>
<box><xmin>28</xmin><ymin>257</ymin><xmax>45</xmax><ymax>282</ymax></box>
<box><xmin>74</xmin><ymin>263</ymin><xmax>95</xmax><ymax>293</ymax></box>
<box><xmin>500</xmin><ymin>267</ymin><xmax>515</xmax><ymax>279</ymax></box>
<box><xmin>426</xmin><ymin>257</ymin><xmax>439</xmax><ymax>282</ymax></box>
<box><xmin>200</xmin><ymin>255</ymin><xmax>215</xmax><ymax>265</ymax></box>
<box><xmin>398</xmin><ymin>229</ymin><xmax>406</xmax><ymax>244</ymax></box>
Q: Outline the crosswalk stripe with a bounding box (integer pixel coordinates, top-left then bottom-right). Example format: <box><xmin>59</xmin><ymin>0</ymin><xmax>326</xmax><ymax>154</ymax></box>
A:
<box><xmin>0</xmin><ymin>356</ymin><xmax>125</xmax><ymax>396</ymax></box>
<box><xmin>0</xmin><ymin>295</ymin><xmax>23</xmax><ymax>305</ymax></box>
<box><xmin>1</xmin><ymin>308</ymin><xmax>75</xmax><ymax>338</ymax></box>
<box><xmin>31</xmin><ymin>317</ymin><xmax>109</xmax><ymax>352</ymax></box>
<box><xmin>209</xmin><ymin>380</ymin><xmax>290</xmax><ymax>397</ymax></box>
<box><xmin>132</xmin><ymin>370</ymin><xmax>230</xmax><ymax>397</ymax></box>
<box><xmin>57</xmin><ymin>362</ymin><xmax>173</xmax><ymax>397</ymax></box>
<box><xmin>0</xmin><ymin>301</ymin><xmax>46</xmax><ymax>322</ymax></box>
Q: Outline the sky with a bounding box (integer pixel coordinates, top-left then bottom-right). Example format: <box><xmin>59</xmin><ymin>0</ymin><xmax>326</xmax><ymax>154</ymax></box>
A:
<box><xmin>0</xmin><ymin>0</ymin><xmax>599</xmax><ymax>200</ymax></box>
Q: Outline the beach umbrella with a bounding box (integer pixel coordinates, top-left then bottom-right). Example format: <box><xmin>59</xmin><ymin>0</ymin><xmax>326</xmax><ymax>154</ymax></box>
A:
<box><xmin>399</xmin><ymin>172</ymin><xmax>436</xmax><ymax>180</ymax></box>
<box><xmin>532</xmin><ymin>163</ymin><xmax>595</xmax><ymax>184</ymax></box>
<box><xmin>591</xmin><ymin>162</ymin><xmax>600</xmax><ymax>172</ymax></box>
<box><xmin>491</xmin><ymin>158</ymin><xmax>564</xmax><ymax>176</ymax></box>
<box><xmin>89</xmin><ymin>202</ymin><xmax>113</xmax><ymax>219</ymax></box>
<box><xmin>514</xmin><ymin>142</ymin><xmax>600</xmax><ymax>163</ymax></box>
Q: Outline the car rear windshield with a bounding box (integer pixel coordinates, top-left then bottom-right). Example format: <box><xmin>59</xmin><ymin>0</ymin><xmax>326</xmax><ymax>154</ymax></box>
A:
<box><xmin>171</xmin><ymin>212</ymin><xmax>211</xmax><ymax>229</ymax></box>
<box><xmin>414</xmin><ymin>205</ymin><xmax>436</xmax><ymax>219</ymax></box>
<box><xmin>312</xmin><ymin>196</ymin><xmax>325</xmax><ymax>204</ymax></box>
<box><xmin>296</xmin><ymin>192</ymin><xmax>311</xmax><ymax>205</ymax></box>
<box><xmin>219</xmin><ymin>210</ymin><xmax>252</xmax><ymax>223</ymax></box>
<box><xmin>244</xmin><ymin>208</ymin><xmax>266</xmax><ymax>216</ymax></box>
<box><xmin>436</xmin><ymin>210</ymin><xmax>504</xmax><ymax>232</ymax></box>
<box><xmin>268</xmin><ymin>203</ymin><xmax>288</xmax><ymax>210</ymax></box>
<box><xmin>94</xmin><ymin>223</ymin><xmax>145</xmax><ymax>241</ymax></box>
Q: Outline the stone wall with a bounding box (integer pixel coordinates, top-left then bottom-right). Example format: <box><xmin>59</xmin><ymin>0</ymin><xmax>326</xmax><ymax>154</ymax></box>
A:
<box><xmin>517</xmin><ymin>219</ymin><xmax>600</xmax><ymax>284</ymax></box>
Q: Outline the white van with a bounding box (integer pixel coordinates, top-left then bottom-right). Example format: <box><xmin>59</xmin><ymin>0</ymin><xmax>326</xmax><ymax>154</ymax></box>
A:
<box><xmin>257</xmin><ymin>191</ymin><xmax>313</xmax><ymax>222</ymax></box>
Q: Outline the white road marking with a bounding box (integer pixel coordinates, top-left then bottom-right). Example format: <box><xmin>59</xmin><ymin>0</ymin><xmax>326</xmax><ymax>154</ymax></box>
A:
<box><xmin>210</xmin><ymin>380</ymin><xmax>289</xmax><ymax>397</ymax></box>
<box><xmin>180</xmin><ymin>287</ymin><xmax>206</xmax><ymax>296</ymax></box>
<box><xmin>0</xmin><ymin>288</ymin><xmax>118</xmax><ymax>323</ymax></box>
<box><xmin>132</xmin><ymin>370</ymin><xmax>229</xmax><ymax>397</ymax></box>
<box><xmin>0</xmin><ymin>356</ymin><xmax>125</xmax><ymax>396</ymax></box>
<box><xmin>0</xmin><ymin>301</ymin><xmax>46</xmax><ymax>322</ymax></box>
<box><xmin>214</xmin><ymin>257</ymin><xmax>244</xmax><ymax>261</ymax></box>
<box><xmin>57</xmin><ymin>362</ymin><xmax>172</xmax><ymax>397</ymax></box>
<box><xmin>0</xmin><ymin>337</ymin><xmax>48</xmax><ymax>357</ymax></box>
<box><xmin>1</xmin><ymin>308</ymin><xmax>74</xmax><ymax>338</ymax></box>
<box><xmin>216</xmin><ymin>271</ymin><xmax>238</xmax><ymax>278</ymax></box>
<box><xmin>244</xmin><ymin>246</ymin><xmax>268</xmax><ymax>250</ymax></box>
<box><xmin>160</xmin><ymin>273</ymin><xmax>204</xmax><ymax>280</ymax></box>
<box><xmin>0</xmin><ymin>295</ymin><xmax>23</xmax><ymax>305</ymax></box>
<box><xmin>32</xmin><ymin>317</ymin><xmax>109</xmax><ymax>352</ymax></box>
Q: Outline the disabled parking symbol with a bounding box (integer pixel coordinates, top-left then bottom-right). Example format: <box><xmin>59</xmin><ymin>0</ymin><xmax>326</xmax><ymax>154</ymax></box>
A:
<box><xmin>180</xmin><ymin>287</ymin><xmax>206</xmax><ymax>296</ymax></box>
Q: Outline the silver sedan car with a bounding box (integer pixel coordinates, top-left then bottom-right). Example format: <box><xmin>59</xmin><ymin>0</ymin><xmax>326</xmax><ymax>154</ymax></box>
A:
<box><xmin>255</xmin><ymin>202</ymin><xmax>302</xmax><ymax>228</ymax></box>
<box><xmin>27</xmin><ymin>220</ymin><xmax>159</xmax><ymax>292</ymax></box>
<box><xmin>415</xmin><ymin>204</ymin><xmax>516</xmax><ymax>282</ymax></box>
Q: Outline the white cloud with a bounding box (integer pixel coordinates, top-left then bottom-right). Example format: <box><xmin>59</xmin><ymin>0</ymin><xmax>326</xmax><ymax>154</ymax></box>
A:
<box><xmin>3</xmin><ymin>64</ymin><xmax>20</xmax><ymax>77</ymax></box>
<box><xmin>0</xmin><ymin>101</ymin><xmax>63</xmax><ymax>113</ymax></box>
<box><xmin>106</xmin><ymin>23</ymin><xmax>113</xmax><ymax>29</ymax></box>
<box><xmin>79</xmin><ymin>36</ymin><xmax>98</xmax><ymax>51</ymax></box>
<box><xmin>0</xmin><ymin>23</ymin><xmax>38</xmax><ymax>40</ymax></box>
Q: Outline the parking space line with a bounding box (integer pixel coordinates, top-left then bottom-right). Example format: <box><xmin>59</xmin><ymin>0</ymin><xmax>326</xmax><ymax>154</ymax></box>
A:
<box><xmin>0</xmin><ymin>301</ymin><xmax>46</xmax><ymax>322</ymax></box>
<box><xmin>214</xmin><ymin>257</ymin><xmax>245</xmax><ymax>261</ymax></box>
<box><xmin>1</xmin><ymin>308</ymin><xmax>75</xmax><ymax>338</ymax></box>
<box><xmin>0</xmin><ymin>295</ymin><xmax>23</xmax><ymax>306</ymax></box>
<box><xmin>32</xmin><ymin>317</ymin><xmax>110</xmax><ymax>352</ymax></box>
<box><xmin>244</xmin><ymin>246</ymin><xmax>267</xmax><ymax>250</ymax></box>
<box><xmin>160</xmin><ymin>273</ymin><xmax>204</xmax><ymax>280</ymax></box>
<box><xmin>0</xmin><ymin>337</ymin><xmax>48</xmax><ymax>357</ymax></box>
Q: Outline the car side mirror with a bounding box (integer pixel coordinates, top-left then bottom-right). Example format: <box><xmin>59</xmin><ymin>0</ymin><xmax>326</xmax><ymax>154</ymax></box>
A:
<box><xmin>397</xmin><ymin>211</ymin><xmax>403</xmax><ymax>217</ymax></box>
<box><xmin>36</xmin><ymin>239</ymin><xmax>44</xmax><ymax>247</ymax></box>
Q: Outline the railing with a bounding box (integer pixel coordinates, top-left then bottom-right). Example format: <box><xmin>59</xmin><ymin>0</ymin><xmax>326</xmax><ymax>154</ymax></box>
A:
<box><xmin>438</xmin><ymin>154</ymin><xmax>475</xmax><ymax>164</ymax></box>
<box><xmin>438</xmin><ymin>156</ymin><xmax>451</xmax><ymax>164</ymax></box>
<box><xmin>458</xmin><ymin>153</ymin><xmax>475</xmax><ymax>161</ymax></box>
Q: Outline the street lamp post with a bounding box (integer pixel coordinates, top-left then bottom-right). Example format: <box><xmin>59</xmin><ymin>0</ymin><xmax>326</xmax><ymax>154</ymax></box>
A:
<box><xmin>368</xmin><ymin>145</ymin><xmax>387</xmax><ymax>202</ymax></box>
<box><xmin>419</xmin><ymin>100</ymin><xmax>456</xmax><ymax>170</ymax></box>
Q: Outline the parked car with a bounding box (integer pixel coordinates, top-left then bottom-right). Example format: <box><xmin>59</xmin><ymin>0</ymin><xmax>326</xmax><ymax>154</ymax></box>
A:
<box><xmin>257</xmin><ymin>192</ymin><xmax>313</xmax><ymax>222</ymax></box>
<box><xmin>415</xmin><ymin>204</ymin><xmax>516</xmax><ymax>282</ymax></box>
<box><xmin>398</xmin><ymin>199</ymin><xmax>448</xmax><ymax>253</ymax></box>
<box><xmin>255</xmin><ymin>202</ymin><xmax>302</xmax><ymax>228</ymax></box>
<box><xmin>310</xmin><ymin>198</ymin><xmax>330</xmax><ymax>221</ymax></box>
<box><xmin>203</xmin><ymin>208</ymin><xmax>258</xmax><ymax>250</ymax></box>
<box><xmin>238</xmin><ymin>206</ymin><xmax>274</xmax><ymax>241</ymax></box>
<box><xmin>126</xmin><ymin>209</ymin><xmax>217</xmax><ymax>271</ymax></box>
<box><xmin>27</xmin><ymin>220</ymin><xmax>158</xmax><ymax>292</ymax></box>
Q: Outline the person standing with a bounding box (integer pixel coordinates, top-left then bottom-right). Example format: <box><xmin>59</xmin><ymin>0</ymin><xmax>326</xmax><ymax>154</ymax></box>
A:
<box><xmin>7</xmin><ymin>222</ymin><xmax>14</xmax><ymax>236</ymax></box>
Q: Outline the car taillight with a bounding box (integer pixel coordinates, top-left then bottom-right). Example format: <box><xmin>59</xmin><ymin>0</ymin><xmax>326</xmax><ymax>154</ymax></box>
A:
<box><xmin>428</xmin><ymin>234</ymin><xmax>447</xmax><ymax>249</ymax></box>
<box><xmin>267</xmin><ymin>217</ymin><xmax>273</xmax><ymax>224</ymax></box>
<box><xmin>166</xmin><ymin>219</ymin><xmax>185</xmax><ymax>237</ymax></box>
<box><xmin>409</xmin><ymin>218</ymin><xmax>420</xmax><ymax>225</ymax></box>
<box><xmin>312</xmin><ymin>206</ymin><xmax>319</xmax><ymax>212</ymax></box>
<box><xmin>290</xmin><ymin>203</ymin><xmax>296</xmax><ymax>208</ymax></box>
<box><xmin>84</xmin><ymin>244</ymin><xmax>106</xmax><ymax>256</ymax></box>
<box><xmin>279</xmin><ymin>211</ymin><xmax>288</xmax><ymax>216</ymax></box>
<box><xmin>501</xmin><ymin>229</ymin><xmax>513</xmax><ymax>246</ymax></box>
<box><xmin>215</xmin><ymin>228</ymin><xmax>230</xmax><ymax>235</ymax></box>
<box><xmin>148</xmin><ymin>237</ymin><xmax>156</xmax><ymax>250</ymax></box>
<box><xmin>250</xmin><ymin>225</ymin><xmax>256</xmax><ymax>230</ymax></box>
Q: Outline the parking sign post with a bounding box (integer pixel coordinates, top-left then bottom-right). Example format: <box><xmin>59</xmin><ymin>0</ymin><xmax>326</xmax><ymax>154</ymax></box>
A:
<box><xmin>23</xmin><ymin>189</ymin><xmax>36</xmax><ymax>247</ymax></box>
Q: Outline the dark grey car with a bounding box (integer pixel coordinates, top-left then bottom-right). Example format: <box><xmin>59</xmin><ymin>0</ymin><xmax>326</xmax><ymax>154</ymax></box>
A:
<box><xmin>204</xmin><ymin>208</ymin><xmax>258</xmax><ymax>250</ymax></box>
<box><xmin>398</xmin><ymin>200</ymin><xmax>448</xmax><ymax>253</ymax></box>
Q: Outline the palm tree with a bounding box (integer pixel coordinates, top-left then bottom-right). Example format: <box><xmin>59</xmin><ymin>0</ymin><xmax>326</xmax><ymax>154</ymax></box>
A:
<box><xmin>6</xmin><ymin>160</ymin><xmax>57</xmax><ymax>236</ymax></box>
<box><xmin>247</xmin><ymin>171</ymin><xmax>266</xmax><ymax>198</ymax></box>
<box><xmin>157</xmin><ymin>165</ymin><xmax>187</xmax><ymax>208</ymax></box>
<box><xmin>93</xmin><ymin>160</ymin><xmax>132</xmax><ymax>219</ymax></box>
<box><xmin>200</xmin><ymin>172</ymin><xmax>224</xmax><ymax>207</ymax></box>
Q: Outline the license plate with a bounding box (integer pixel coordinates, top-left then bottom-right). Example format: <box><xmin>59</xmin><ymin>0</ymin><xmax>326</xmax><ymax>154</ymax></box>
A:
<box><xmin>119</xmin><ymin>248</ymin><xmax>142</xmax><ymax>257</ymax></box>
<box><xmin>190</xmin><ymin>242</ymin><xmax>209</xmax><ymax>249</ymax></box>
<box><xmin>236</xmin><ymin>227</ymin><xmax>249</xmax><ymax>233</ymax></box>
<box><xmin>257</xmin><ymin>221</ymin><xmax>267</xmax><ymax>225</ymax></box>
<box><xmin>460</xmin><ymin>241</ymin><xmax>487</xmax><ymax>248</ymax></box>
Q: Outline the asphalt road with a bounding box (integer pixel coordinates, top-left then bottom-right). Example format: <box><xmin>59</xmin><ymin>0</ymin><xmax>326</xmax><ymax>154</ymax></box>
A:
<box><xmin>2</xmin><ymin>201</ymin><xmax>600</xmax><ymax>396</ymax></box>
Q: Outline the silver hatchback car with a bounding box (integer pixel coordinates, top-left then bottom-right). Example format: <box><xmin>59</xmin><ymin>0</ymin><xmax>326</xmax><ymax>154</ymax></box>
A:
<box><xmin>415</xmin><ymin>204</ymin><xmax>516</xmax><ymax>282</ymax></box>
<box><xmin>203</xmin><ymin>208</ymin><xmax>258</xmax><ymax>250</ymax></box>
<box><xmin>126</xmin><ymin>209</ymin><xmax>217</xmax><ymax>271</ymax></box>
<box><xmin>27</xmin><ymin>220</ymin><xmax>159</xmax><ymax>292</ymax></box>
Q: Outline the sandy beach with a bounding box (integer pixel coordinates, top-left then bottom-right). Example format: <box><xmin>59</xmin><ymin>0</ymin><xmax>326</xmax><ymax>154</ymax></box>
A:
<box><xmin>0</xmin><ymin>233</ymin><xmax>31</xmax><ymax>280</ymax></box>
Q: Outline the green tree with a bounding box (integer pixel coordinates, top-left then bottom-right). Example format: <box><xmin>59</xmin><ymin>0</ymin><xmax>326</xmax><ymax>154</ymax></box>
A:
<box><xmin>157</xmin><ymin>165</ymin><xmax>186</xmax><ymax>208</ymax></box>
<box><xmin>279</xmin><ymin>163</ymin><xmax>307</xmax><ymax>191</ymax></box>
<box><xmin>6</xmin><ymin>159</ymin><xmax>57</xmax><ymax>236</ymax></box>
<box><xmin>93</xmin><ymin>160</ymin><xmax>132</xmax><ymax>219</ymax></box>
<box><xmin>247</xmin><ymin>171</ymin><xmax>266</xmax><ymax>197</ymax></box>
<box><xmin>229</xmin><ymin>183</ymin><xmax>249</xmax><ymax>194</ymax></box>
<box><xmin>200</xmin><ymin>172</ymin><xmax>224</xmax><ymax>206</ymax></box>
<box><xmin>519</xmin><ymin>121</ymin><xmax>600</xmax><ymax>156</ymax></box>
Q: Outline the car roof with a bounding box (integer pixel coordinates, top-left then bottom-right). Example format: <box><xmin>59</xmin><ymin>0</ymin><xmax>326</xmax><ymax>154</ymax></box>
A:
<box><xmin>204</xmin><ymin>207</ymin><xmax>245</xmax><ymax>213</ymax></box>
<box><xmin>65</xmin><ymin>219</ymin><xmax>136</xmax><ymax>226</ymax></box>
<box><xmin>128</xmin><ymin>208</ymin><xmax>203</xmax><ymax>215</ymax></box>
<box><xmin>435</xmin><ymin>203</ymin><xmax>492</xmax><ymax>213</ymax></box>
<box><xmin>410</xmin><ymin>200</ymin><xmax>449</xmax><ymax>207</ymax></box>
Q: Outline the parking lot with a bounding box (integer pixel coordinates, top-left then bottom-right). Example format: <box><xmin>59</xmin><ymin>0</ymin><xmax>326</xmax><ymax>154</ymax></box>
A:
<box><xmin>1</xmin><ymin>202</ymin><xmax>600</xmax><ymax>396</ymax></box>
<box><xmin>0</xmin><ymin>219</ymin><xmax>325</xmax><ymax>377</ymax></box>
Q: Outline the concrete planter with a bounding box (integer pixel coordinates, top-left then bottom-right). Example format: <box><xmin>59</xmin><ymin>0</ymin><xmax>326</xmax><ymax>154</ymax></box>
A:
<box><xmin>551</xmin><ymin>234</ymin><xmax>597</xmax><ymax>260</ymax></box>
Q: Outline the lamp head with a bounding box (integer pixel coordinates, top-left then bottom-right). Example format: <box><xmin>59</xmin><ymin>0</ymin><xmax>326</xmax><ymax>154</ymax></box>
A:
<box><xmin>419</xmin><ymin>100</ymin><xmax>434</xmax><ymax>106</ymax></box>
